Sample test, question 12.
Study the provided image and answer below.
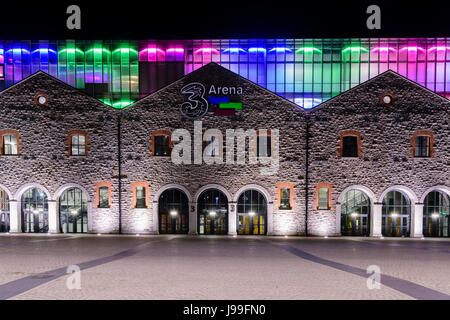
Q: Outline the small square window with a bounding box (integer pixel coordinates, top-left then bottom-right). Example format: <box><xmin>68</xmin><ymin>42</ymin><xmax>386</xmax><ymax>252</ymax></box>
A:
<box><xmin>154</xmin><ymin>135</ymin><xmax>170</xmax><ymax>156</ymax></box>
<box><xmin>279</xmin><ymin>188</ymin><xmax>291</xmax><ymax>210</ymax></box>
<box><xmin>3</xmin><ymin>134</ymin><xmax>18</xmax><ymax>155</ymax></box>
<box><xmin>318</xmin><ymin>187</ymin><xmax>329</xmax><ymax>210</ymax></box>
<box><xmin>342</xmin><ymin>136</ymin><xmax>358</xmax><ymax>157</ymax></box>
<box><xmin>71</xmin><ymin>134</ymin><xmax>86</xmax><ymax>156</ymax></box>
<box><xmin>135</xmin><ymin>186</ymin><xmax>147</xmax><ymax>208</ymax></box>
<box><xmin>414</xmin><ymin>136</ymin><xmax>430</xmax><ymax>157</ymax></box>
<box><xmin>257</xmin><ymin>135</ymin><xmax>271</xmax><ymax>157</ymax></box>
<box><xmin>98</xmin><ymin>186</ymin><xmax>109</xmax><ymax>208</ymax></box>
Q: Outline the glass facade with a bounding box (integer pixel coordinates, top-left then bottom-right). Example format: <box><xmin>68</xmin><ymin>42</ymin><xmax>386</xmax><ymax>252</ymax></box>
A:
<box><xmin>237</xmin><ymin>189</ymin><xmax>267</xmax><ymax>235</ymax></box>
<box><xmin>1</xmin><ymin>38</ymin><xmax>450</xmax><ymax>108</ymax></box>
<box><xmin>341</xmin><ymin>190</ymin><xmax>370</xmax><ymax>236</ymax></box>
<box><xmin>21</xmin><ymin>187</ymin><xmax>49</xmax><ymax>233</ymax></box>
<box><xmin>197</xmin><ymin>189</ymin><xmax>228</xmax><ymax>235</ymax></box>
<box><xmin>59</xmin><ymin>187</ymin><xmax>88</xmax><ymax>233</ymax></box>
<box><xmin>158</xmin><ymin>189</ymin><xmax>189</xmax><ymax>234</ymax></box>
<box><xmin>423</xmin><ymin>191</ymin><xmax>449</xmax><ymax>237</ymax></box>
<box><xmin>382</xmin><ymin>191</ymin><xmax>411</xmax><ymax>237</ymax></box>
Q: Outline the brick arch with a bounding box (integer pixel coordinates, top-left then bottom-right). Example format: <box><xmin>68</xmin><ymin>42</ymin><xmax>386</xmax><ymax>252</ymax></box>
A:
<box><xmin>54</xmin><ymin>183</ymin><xmax>92</xmax><ymax>202</ymax></box>
<box><xmin>14</xmin><ymin>183</ymin><xmax>52</xmax><ymax>201</ymax></box>
<box><xmin>233</xmin><ymin>184</ymin><xmax>272</xmax><ymax>203</ymax></box>
<box><xmin>194</xmin><ymin>184</ymin><xmax>232</xmax><ymax>203</ymax></box>
<box><xmin>0</xmin><ymin>129</ymin><xmax>22</xmax><ymax>156</ymax></box>
<box><xmin>154</xmin><ymin>184</ymin><xmax>193</xmax><ymax>203</ymax></box>
<box><xmin>0</xmin><ymin>183</ymin><xmax>13</xmax><ymax>200</ymax></box>
<box><xmin>378</xmin><ymin>185</ymin><xmax>418</xmax><ymax>204</ymax></box>
<box><xmin>337</xmin><ymin>185</ymin><xmax>376</xmax><ymax>205</ymax></box>
<box><xmin>419</xmin><ymin>185</ymin><xmax>450</xmax><ymax>203</ymax></box>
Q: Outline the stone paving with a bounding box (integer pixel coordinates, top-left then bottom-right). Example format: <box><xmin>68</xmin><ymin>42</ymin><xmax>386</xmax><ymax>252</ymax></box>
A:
<box><xmin>0</xmin><ymin>234</ymin><xmax>449</xmax><ymax>300</ymax></box>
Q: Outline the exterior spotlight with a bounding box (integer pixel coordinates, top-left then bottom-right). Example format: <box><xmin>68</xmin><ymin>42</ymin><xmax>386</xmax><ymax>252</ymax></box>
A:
<box><xmin>209</xmin><ymin>211</ymin><xmax>216</xmax><ymax>216</ymax></box>
<box><xmin>431</xmin><ymin>213</ymin><xmax>439</xmax><ymax>219</ymax></box>
<box><xmin>390</xmin><ymin>213</ymin><xmax>399</xmax><ymax>218</ymax></box>
<box><xmin>350</xmin><ymin>212</ymin><xmax>358</xmax><ymax>217</ymax></box>
<box><xmin>248</xmin><ymin>211</ymin><xmax>255</xmax><ymax>216</ymax></box>
<box><xmin>170</xmin><ymin>210</ymin><xmax>178</xmax><ymax>216</ymax></box>
<box><xmin>70</xmin><ymin>210</ymin><xmax>78</xmax><ymax>215</ymax></box>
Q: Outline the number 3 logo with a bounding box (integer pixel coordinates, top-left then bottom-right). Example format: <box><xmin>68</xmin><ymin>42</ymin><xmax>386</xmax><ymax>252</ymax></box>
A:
<box><xmin>180</xmin><ymin>82</ymin><xmax>209</xmax><ymax>119</ymax></box>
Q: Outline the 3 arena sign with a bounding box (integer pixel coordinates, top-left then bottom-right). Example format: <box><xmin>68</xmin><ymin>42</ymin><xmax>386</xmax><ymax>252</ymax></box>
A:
<box><xmin>180</xmin><ymin>82</ymin><xmax>243</xmax><ymax>119</ymax></box>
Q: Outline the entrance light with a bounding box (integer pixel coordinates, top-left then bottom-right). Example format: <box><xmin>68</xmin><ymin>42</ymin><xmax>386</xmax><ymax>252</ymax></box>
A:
<box><xmin>390</xmin><ymin>212</ymin><xmax>399</xmax><ymax>218</ymax></box>
<box><xmin>248</xmin><ymin>211</ymin><xmax>255</xmax><ymax>216</ymax></box>
<box><xmin>170</xmin><ymin>210</ymin><xmax>178</xmax><ymax>216</ymax></box>
<box><xmin>431</xmin><ymin>213</ymin><xmax>439</xmax><ymax>219</ymax></box>
<box><xmin>70</xmin><ymin>210</ymin><xmax>78</xmax><ymax>215</ymax></box>
<box><xmin>209</xmin><ymin>211</ymin><xmax>216</xmax><ymax>216</ymax></box>
<box><xmin>350</xmin><ymin>212</ymin><xmax>358</xmax><ymax>217</ymax></box>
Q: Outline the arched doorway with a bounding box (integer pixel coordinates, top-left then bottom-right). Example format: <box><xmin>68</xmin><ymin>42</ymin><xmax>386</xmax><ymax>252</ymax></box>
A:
<box><xmin>0</xmin><ymin>188</ymin><xmax>9</xmax><ymax>232</ymax></box>
<box><xmin>341</xmin><ymin>189</ymin><xmax>370</xmax><ymax>236</ymax></box>
<box><xmin>158</xmin><ymin>188</ymin><xmax>189</xmax><ymax>234</ymax></box>
<box><xmin>423</xmin><ymin>191</ymin><xmax>449</xmax><ymax>237</ymax></box>
<box><xmin>59</xmin><ymin>188</ymin><xmax>88</xmax><ymax>233</ymax></box>
<box><xmin>197</xmin><ymin>189</ymin><xmax>228</xmax><ymax>235</ymax></box>
<box><xmin>382</xmin><ymin>191</ymin><xmax>411</xmax><ymax>237</ymax></box>
<box><xmin>21</xmin><ymin>187</ymin><xmax>49</xmax><ymax>233</ymax></box>
<box><xmin>237</xmin><ymin>189</ymin><xmax>267</xmax><ymax>235</ymax></box>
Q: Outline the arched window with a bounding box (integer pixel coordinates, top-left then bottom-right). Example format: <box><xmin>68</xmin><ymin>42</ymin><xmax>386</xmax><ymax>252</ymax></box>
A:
<box><xmin>197</xmin><ymin>189</ymin><xmax>228</xmax><ymax>235</ymax></box>
<box><xmin>68</xmin><ymin>131</ymin><xmax>88</xmax><ymax>156</ymax></box>
<box><xmin>0</xmin><ymin>188</ymin><xmax>9</xmax><ymax>232</ymax></box>
<box><xmin>341</xmin><ymin>189</ymin><xmax>370</xmax><ymax>236</ymax></box>
<box><xmin>423</xmin><ymin>191</ymin><xmax>449</xmax><ymax>237</ymax></box>
<box><xmin>21</xmin><ymin>188</ymin><xmax>48</xmax><ymax>233</ymax></box>
<box><xmin>382</xmin><ymin>191</ymin><xmax>411</xmax><ymax>237</ymax></box>
<box><xmin>237</xmin><ymin>189</ymin><xmax>267</xmax><ymax>235</ymax></box>
<box><xmin>158</xmin><ymin>189</ymin><xmax>189</xmax><ymax>234</ymax></box>
<box><xmin>59</xmin><ymin>188</ymin><xmax>88</xmax><ymax>233</ymax></box>
<box><xmin>0</xmin><ymin>130</ymin><xmax>21</xmax><ymax>156</ymax></box>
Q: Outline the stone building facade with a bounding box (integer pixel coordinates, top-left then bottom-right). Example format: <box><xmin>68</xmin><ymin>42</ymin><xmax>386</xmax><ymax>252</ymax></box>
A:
<box><xmin>0</xmin><ymin>63</ymin><xmax>448</xmax><ymax>237</ymax></box>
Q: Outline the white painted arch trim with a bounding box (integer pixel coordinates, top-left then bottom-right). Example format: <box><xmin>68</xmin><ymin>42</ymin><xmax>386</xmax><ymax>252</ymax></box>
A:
<box><xmin>378</xmin><ymin>185</ymin><xmax>419</xmax><ymax>203</ymax></box>
<box><xmin>14</xmin><ymin>183</ymin><xmax>53</xmax><ymax>201</ymax></box>
<box><xmin>337</xmin><ymin>185</ymin><xmax>376</xmax><ymax>204</ymax></box>
<box><xmin>194</xmin><ymin>183</ymin><xmax>232</xmax><ymax>202</ymax></box>
<box><xmin>0</xmin><ymin>183</ymin><xmax>13</xmax><ymax>199</ymax></box>
<box><xmin>419</xmin><ymin>185</ymin><xmax>450</xmax><ymax>203</ymax></box>
<box><xmin>153</xmin><ymin>184</ymin><xmax>193</xmax><ymax>203</ymax></box>
<box><xmin>54</xmin><ymin>183</ymin><xmax>92</xmax><ymax>202</ymax></box>
<box><xmin>233</xmin><ymin>184</ymin><xmax>273</xmax><ymax>203</ymax></box>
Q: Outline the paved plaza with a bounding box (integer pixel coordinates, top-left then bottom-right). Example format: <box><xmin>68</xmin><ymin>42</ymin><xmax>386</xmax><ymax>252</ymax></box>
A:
<box><xmin>0</xmin><ymin>234</ymin><xmax>449</xmax><ymax>300</ymax></box>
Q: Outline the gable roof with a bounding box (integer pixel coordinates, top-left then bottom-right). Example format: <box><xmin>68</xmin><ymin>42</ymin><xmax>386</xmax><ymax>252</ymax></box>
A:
<box><xmin>125</xmin><ymin>62</ymin><xmax>303</xmax><ymax>110</ymax></box>
<box><xmin>309</xmin><ymin>69</ymin><xmax>450</xmax><ymax>112</ymax></box>
<box><xmin>0</xmin><ymin>70</ymin><xmax>113</xmax><ymax>108</ymax></box>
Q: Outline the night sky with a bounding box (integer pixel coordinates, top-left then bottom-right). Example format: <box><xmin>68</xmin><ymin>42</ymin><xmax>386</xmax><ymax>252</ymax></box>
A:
<box><xmin>0</xmin><ymin>0</ymin><xmax>449</xmax><ymax>39</ymax></box>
